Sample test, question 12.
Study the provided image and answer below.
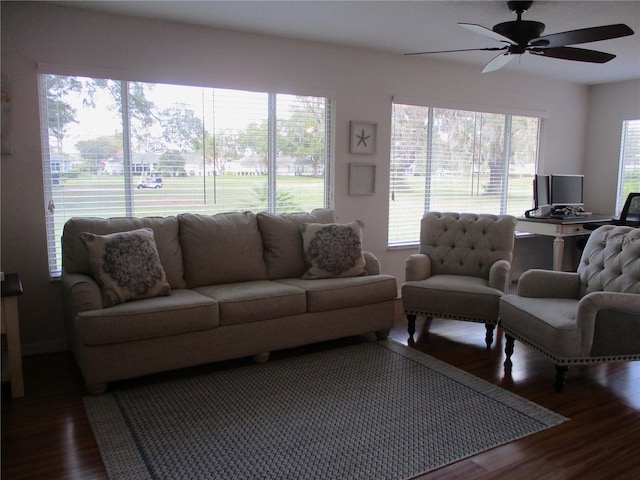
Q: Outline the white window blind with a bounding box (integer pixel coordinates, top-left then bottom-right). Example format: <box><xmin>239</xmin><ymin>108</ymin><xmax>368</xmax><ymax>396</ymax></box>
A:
<box><xmin>617</xmin><ymin>119</ymin><xmax>640</xmax><ymax>214</ymax></box>
<box><xmin>389</xmin><ymin>102</ymin><xmax>542</xmax><ymax>245</ymax></box>
<box><xmin>40</xmin><ymin>74</ymin><xmax>332</xmax><ymax>277</ymax></box>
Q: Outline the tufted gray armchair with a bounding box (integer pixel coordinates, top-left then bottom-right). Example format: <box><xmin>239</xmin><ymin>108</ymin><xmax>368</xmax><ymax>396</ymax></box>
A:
<box><xmin>402</xmin><ymin>212</ymin><xmax>518</xmax><ymax>348</ymax></box>
<box><xmin>500</xmin><ymin>225</ymin><xmax>640</xmax><ymax>391</ymax></box>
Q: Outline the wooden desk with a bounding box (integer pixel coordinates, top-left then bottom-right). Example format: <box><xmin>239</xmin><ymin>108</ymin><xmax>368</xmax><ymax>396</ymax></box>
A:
<box><xmin>516</xmin><ymin>215</ymin><xmax>612</xmax><ymax>271</ymax></box>
<box><xmin>1</xmin><ymin>273</ymin><xmax>24</xmax><ymax>398</ymax></box>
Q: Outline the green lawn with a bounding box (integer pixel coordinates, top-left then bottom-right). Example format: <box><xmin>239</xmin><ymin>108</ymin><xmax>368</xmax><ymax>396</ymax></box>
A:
<box><xmin>49</xmin><ymin>174</ymin><xmax>326</xmax><ymax>273</ymax></box>
<box><xmin>53</xmin><ymin>174</ymin><xmax>325</xmax><ymax>218</ymax></box>
<box><xmin>388</xmin><ymin>174</ymin><xmax>533</xmax><ymax>244</ymax></box>
<box><xmin>49</xmin><ymin>172</ymin><xmax>533</xmax><ymax>272</ymax></box>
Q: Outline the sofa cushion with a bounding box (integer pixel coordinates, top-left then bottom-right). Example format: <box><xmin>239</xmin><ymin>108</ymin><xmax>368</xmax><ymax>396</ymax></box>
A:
<box><xmin>62</xmin><ymin>216</ymin><xmax>186</xmax><ymax>289</ymax></box>
<box><xmin>500</xmin><ymin>295</ymin><xmax>582</xmax><ymax>358</ymax></box>
<box><xmin>402</xmin><ymin>275</ymin><xmax>504</xmax><ymax>322</ymax></box>
<box><xmin>276</xmin><ymin>275</ymin><xmax>397</xmax><ymax>312</ymax></box>
<box><xmin>300</xmin><ymin>220</ymin><xmax>366</xmax><ymax>279</ymax></box>
<box><xmin>179</xmin><ymin>212</ymin><xmax>268</xmax><ymax>287</ymax></box>
<box><xmin>79</xmin><ymin>228</ymin><xmax>171</xmax><ymax>308</ymax></box>
<box><xmin>195</xmin><ymin>281</ymin><xmax>307</xmax><ymax>326</ymax></box>
<box><xmin>257</xmin><ymin>209</ymin><xmax>335</xmax><ymax>279</ymax></box>
<box><xmin>76</xmin><ymin>289</ymin><xmax>219</xmax><ymax>345</ymax></box>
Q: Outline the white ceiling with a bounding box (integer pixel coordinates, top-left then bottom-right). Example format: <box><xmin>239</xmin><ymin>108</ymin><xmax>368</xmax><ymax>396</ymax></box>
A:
<box><xmin>55</xmin><ymin>0</ymin><xmax>640</xmax><ymax>85</ymax></box>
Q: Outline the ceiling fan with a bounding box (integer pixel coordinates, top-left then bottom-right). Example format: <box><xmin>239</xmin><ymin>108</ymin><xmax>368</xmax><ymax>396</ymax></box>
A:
<box><xmin>405</xmin><ymin>1</ymin><xmax>634</xmax><ymax>73</ymax></box>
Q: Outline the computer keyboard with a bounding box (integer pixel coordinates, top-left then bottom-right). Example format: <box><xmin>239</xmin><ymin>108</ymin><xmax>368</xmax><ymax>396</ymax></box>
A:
<box><xmin>550</xmin><ymin>213</ymin><xmax>586</xmax><ymax>219</ymax></box>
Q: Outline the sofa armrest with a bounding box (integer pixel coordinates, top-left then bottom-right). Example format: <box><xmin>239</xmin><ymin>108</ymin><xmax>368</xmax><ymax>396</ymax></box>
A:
<box><xmin>61</xmin><ymin>272</ymin><xmax>103</xmax><ymax>314</ymax></box>
<box><xmin>363</xmin><ymin>251</ymin><xmax>381</xmax><ymax>275</ymax></box>
<box><xmin>405</xmin><ymin>253</ymin><xmax>431</xmax><ymax>282</ymax></box>
<box><xmin>488</xmin><ymin>259</ymin><xmax>511</xmax><ymax>292</ymax></box>
<box><xmin>516</xmin><ymin>269</ymin><xmax>580</xmax><ymax>298</ymax></box>
<box><xmin>577</xmin><ymin>291</ymin><xmax>640</xmax><ymax>356</ymax></box>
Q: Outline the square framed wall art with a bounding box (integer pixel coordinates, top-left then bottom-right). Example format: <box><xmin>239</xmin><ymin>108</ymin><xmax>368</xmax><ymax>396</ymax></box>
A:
<box><xmin>348</xmin><ymin>163</ymin><xmax>376</xmax><ymax>196</ymax></box>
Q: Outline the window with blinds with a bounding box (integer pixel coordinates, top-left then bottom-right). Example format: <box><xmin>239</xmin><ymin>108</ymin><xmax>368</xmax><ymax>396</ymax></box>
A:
<box><xmin>388</xmin><ymin>102</ymin><xmax>543</xmax><ymax>246</ymax></box>
<box><xmin>40</xmin><ymin>74</ymin><xmax>332</xmax><ymax>277</ymax></box>
<box><xmin>617</xmin><ymin>119</ymin><xmax>640</xmax><ymax>214</ymax></box>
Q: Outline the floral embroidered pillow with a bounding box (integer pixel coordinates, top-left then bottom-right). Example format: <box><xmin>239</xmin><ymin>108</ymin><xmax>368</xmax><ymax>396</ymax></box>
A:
<box><xmin>79</xmin><ymin>228</ymin><xmax>171</xmax><ymax>307</ymax></box>
<box><xmin>300</xmin><ymin>220</ymin><xmax>366</xmax><ymax>279</ymax></box>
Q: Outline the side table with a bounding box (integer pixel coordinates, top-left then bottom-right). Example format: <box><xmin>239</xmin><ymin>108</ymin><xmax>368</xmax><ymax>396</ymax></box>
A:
<box><xmin>1</xmin><ymin>273</ymin><xmax>24</xmax><ymax>398</ymax></box>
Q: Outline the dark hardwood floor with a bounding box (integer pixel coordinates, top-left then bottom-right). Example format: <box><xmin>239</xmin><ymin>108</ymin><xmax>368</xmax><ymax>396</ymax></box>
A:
<box><xmin>3</xmin><ymin>302</ymin><xmax>640</xmax><ymax>479</ymax></box>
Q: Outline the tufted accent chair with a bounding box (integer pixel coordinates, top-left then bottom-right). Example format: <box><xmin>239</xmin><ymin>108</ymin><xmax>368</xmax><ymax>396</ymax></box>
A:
<box><xmin>402</xmin><ymin>212</ymin><xmax>517</xmax><ymax>348</ymax></box>
<box><xmin>500</xmin><ymin>225</ymin><xmax>640</xmax><ymax>391</ymax></box>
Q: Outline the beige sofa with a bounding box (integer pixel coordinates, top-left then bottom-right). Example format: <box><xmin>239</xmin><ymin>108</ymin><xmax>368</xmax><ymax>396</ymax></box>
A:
<box><xmin>61</xmin><ymin>209</ymin><xmax>397</xmax><ymax>393</ymax></box>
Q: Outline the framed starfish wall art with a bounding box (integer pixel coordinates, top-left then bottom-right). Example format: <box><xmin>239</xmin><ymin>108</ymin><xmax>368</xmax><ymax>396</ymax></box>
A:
<box><xmin>349</xmin><ymin>121</ymin><xmax>376</xmax><ymax>155</ymax></box>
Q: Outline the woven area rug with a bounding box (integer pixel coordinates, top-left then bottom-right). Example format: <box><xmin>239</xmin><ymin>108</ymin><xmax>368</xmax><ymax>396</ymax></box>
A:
<box><xmin>84</xmin><ymin>340</ymin><xmax>567</xmax><ymax>480</ymax></box>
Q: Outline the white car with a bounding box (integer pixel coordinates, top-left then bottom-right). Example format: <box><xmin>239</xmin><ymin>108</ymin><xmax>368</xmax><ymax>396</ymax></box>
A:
<box><xmin>136</xmin><ymin>176</ymin><xmax>163</xmax><ymax>189</ymax></box>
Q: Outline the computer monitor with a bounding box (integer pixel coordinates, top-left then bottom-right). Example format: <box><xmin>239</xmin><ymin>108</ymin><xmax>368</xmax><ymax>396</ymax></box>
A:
<box><xmin>534</xmin><ymin>174</ymin><xmax>550</xmax><ymax>208</ymax></box>
<box><xmin>550</xmin><ymin>174</ymin><xmax>584</xmax><ymax>207</ymax></box>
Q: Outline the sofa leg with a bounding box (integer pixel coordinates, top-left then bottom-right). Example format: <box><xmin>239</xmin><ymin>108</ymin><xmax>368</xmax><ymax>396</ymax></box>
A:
<box><xmin>504</xmin><ymin>334</ymin><xmax>515</xmax><ymax>368</ymax></box>
<box><xmin>484</xmin><ymin>324</ymin><xmax>495</xmax><ymax>349</ymax></box>
<box><xmin>375</xmin><ymin>328</ymin><xmax>391</xmax><ymax>340</ymax></box>
<box><xmin>253</xmin><ymin>352</ymin><xmax>270</xmax><ymax>364</ymax></box>
<box><xmin>86</xmin><ymin>382</ymin><xmax>107</xmax><ymax>395</ymax></box>
<box><xmin>555</xmin><ymin>365</ymin><xmax>568</xmax><ymax>392</ymax></box>
<box><xmin>407</xmin><ymin>314</ymin><xmax>416</xmax><ymax>339</ymax></box>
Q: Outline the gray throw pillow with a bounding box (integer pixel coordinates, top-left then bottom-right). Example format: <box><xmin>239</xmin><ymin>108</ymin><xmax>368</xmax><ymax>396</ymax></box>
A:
<box><xmin>79</xmin><ymin>228</ymin><xmax>171</xmax><ymax>307</ymax></box>
<box><xmin>300</xmin><ymin>220</ymin><xmax>366</xmax><ymax>279</ymax></box>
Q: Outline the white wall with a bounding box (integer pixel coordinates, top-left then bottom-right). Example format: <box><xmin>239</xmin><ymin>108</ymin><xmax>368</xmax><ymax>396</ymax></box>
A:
<box><xmin>584</xmin><ymin>79</ymin><xmax>640</xmax><ymax>215</ymax></box>
<box><xmin>1</xmin><ymin>2</ymin><xmax>594</xmax><ymax>353</ymax></box>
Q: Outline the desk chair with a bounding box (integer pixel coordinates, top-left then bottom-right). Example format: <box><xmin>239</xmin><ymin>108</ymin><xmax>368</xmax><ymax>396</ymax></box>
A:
<box><xmin>619</xmin><ymin>192</ymin><xmax>640</xmax><ymax>225</ymax></box>
<box><xmin>584</xmin><ymin>192</ymin><xmax>640</xmax><ymax>230</ymax></box>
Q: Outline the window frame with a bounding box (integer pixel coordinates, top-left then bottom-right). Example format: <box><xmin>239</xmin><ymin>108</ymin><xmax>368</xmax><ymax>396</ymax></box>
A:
<box><xmin>39</xmin><ymin>69</ymin><xmax>334</xmax><ymax>278</ymax></box>
<box><xmin>388</xmin><ymin>98</ymin><xmax>545</xmax><ymax>247</ymax></box>
<box><xmin>616</xmin><ymin>118</ymin><xmax>640</xmax><ymax>215</ymax></box>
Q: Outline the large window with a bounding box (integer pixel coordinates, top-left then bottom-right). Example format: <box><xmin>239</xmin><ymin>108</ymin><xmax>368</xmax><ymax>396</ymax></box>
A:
<box><xmin>617</xmin><ymin>119</ymin><xmax>640</xmax><ymax>213</ymax></box>
<box><xmin>40</xmin><ymin>74</ymin><xmax>333</xmax><ymax>277</ymax></box>
<box><xmin>389</xmin><ymin>102</ymin><xmax>543</xmax><ymax>245</ymax></box>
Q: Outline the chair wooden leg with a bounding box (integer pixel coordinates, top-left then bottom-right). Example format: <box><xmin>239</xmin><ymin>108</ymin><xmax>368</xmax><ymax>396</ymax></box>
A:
<box><xmin>375</xmin><ymin>328</ymin><xmax>391</xmax><ymax>340</ymax></box>
<box><xmin>555</xmin><ymin>365</ymin><xmax>569</xmax><ymax>392</ymax></box>
<box><xmin>504</xmin><ymin>334</ymin><xmax>515</xmax><ymax>368</ymax></box>
<box><xmin>485</xmin><ymin>324</ymin><xmax>495</xmax><ymax>349</ymax></box>
<box><xmin>407</xmin><ymin>314</ymin><xmax>416</xmax><ymax>339</ymax></box>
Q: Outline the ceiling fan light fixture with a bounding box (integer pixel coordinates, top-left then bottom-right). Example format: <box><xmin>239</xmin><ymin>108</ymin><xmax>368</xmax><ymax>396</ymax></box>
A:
<box><xmin>529</xmin><ymin>39</ymin><xmax>550</xmax><ymax>47</ymax></box>
<box><xmin>482</xmin><ymin>52</ymin><xmax>515</xmax><ymax>73</ymax></box>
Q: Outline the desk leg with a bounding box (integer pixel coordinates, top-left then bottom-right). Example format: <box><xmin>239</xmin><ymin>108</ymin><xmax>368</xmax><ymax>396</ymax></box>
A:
<box><xmin>3</xmin><ymin>297</ymin><xmax>24</xmax><ymax>398</ymax></box>
<box><xmin>553</xmin><ymin>236</ymin><xmax>565</xmax><ymax>271</ymax></box>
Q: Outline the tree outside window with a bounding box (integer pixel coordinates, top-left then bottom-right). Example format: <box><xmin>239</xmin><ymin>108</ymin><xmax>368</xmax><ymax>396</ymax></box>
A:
<box><xmin>40</xmin><ymin>74</ymin><xmax>332</xmax><ymax>276</ymax></box>
<box><xmin>389</xmin><ymin>102</ymin><xmax>541</xmax><ymax>245</ymax></box>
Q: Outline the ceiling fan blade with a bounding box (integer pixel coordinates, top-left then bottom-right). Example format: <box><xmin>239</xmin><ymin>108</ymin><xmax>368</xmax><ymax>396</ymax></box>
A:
<box><xmin>482</xmin><ymin>52</ymin><xmax>514</xmax><ymax>73</ymax></box>
<box><xmin>530</xmin><ymin>46</ymin><xmax>616</xmax><ymax>63</ymax></box>
<box><xmin>530</xmin><ymin>24</ymin><xmax>634</xmax><ymax>48</ymax></box>
<box><xmin>405</xmin><ymin>46</ymin><xmax>506</xmax><ymax>56</ymax></box>
<box><xmin>459</xmin><ymin>23</ymin><xmax>517</xmax><ymax>45</ymax></box>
